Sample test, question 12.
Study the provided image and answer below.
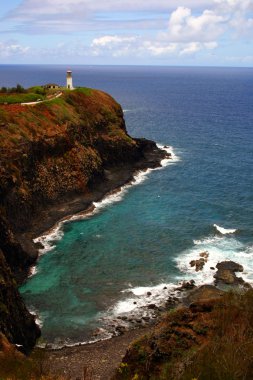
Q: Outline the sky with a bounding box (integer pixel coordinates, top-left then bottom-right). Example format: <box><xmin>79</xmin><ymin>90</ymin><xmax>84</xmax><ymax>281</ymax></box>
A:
<box><xmin>0</xmin><ymin>0</ymin><xmax>252</xmax><ymax>66</ymax></box>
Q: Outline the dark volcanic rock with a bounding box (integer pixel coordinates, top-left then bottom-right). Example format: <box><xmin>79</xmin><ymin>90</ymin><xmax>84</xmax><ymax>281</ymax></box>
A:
<box><xmin>214</xmin><ymin>261</ymin><xmax>250</xmax><ymax>288</ymax></box>
<box><xmin>0</xmin><ymin>250</ymin><xmax>40</xmax><ymax>354</ymax></box>
<box><xmin>216</xmin><ymin>261</ymin><xmax>243</xmax><ymax>273</ymax></box>
<box><xmin>0</xmin><ymin>212</ymin><xmax>37</xmax><ymax>278</ymax></box>
<box><xmin>176</xmin><ymin>280</ymin><xmax>196</xmax><ymax>291</ymax></box>
<box><xmin>183</xmin><ymin>285</ymin><xmax>225</xmax><ymax>306</ymax></box>
<box><xmin>190</xmin><ymin>252</ymin><xmax>209</xmax><ymax>272</ymax></box>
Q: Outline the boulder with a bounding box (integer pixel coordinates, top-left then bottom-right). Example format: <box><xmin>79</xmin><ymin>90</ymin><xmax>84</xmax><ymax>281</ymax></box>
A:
<box><xmin>216</xmin><ymin>261</ymin><xmax>243</xmax><ymax>273</ymax></box>
<box><xmin>214</xmin><ymin>261</ymin><xmax>251</xmax><ymax>288</ymax></box>
<box><xmin>183</xmin><ymin>285</ymin><xmax>224</xmax><ymax>306</ymax></box>
<box><xmin>189</xmin><ymin>252</ymin><xmax>209</xmax><ymax>271</ymax></box>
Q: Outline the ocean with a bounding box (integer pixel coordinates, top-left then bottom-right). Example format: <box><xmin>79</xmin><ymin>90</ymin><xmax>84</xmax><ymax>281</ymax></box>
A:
<box><xmin>1</xmin><ymin>65</ymin><xmax>253</xmax><ymax>347</ymax></box>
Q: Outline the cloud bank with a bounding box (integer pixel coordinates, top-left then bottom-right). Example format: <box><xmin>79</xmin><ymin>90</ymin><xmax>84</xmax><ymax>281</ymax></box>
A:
<box><xmin>1</xmin><ymin>0</ymin><xmax>252</xmax><ymax>63</ymax></box>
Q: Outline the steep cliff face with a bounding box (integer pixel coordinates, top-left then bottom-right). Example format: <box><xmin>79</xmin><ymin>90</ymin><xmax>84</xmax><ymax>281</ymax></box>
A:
<box><xmin>0</xmin><ymin>87</ymin><xmax>165</xmax><ymax>353</ymax></box>
<box><xmin>0</xmin><ymin>89</ymin><xmax>141</xmax><ymax>233</ymax></box>
<box><xmin>0</xmin><ymin>249</ymin><xmax>40</xmax><ymax>354</ymax></box>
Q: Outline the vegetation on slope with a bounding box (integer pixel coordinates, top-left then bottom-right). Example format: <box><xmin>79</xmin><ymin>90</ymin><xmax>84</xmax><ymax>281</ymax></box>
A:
<box><xmin>0</xmin><ymin>87</ymin><xmax>137</xmax><ymax>233</ymax></box>
<box><xmin>114</xmin><ymin>290</ymin><xmax>253</xmax><ymax>380</ymax></box>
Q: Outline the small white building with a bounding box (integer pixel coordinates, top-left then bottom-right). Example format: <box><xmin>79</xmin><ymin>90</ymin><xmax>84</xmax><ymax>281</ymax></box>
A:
<box><xmin>66</xmin><ymin>70</ymin><xmax>74</xmax><ymax>90</ymax></box>
<box><xmin>44</xmin><ymin>83</ymin><xmax>60</xmax><ymax>90</ymax></box>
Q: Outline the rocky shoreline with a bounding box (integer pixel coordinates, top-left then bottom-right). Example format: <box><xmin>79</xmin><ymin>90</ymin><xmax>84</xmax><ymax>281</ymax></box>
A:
<box><xmin>20</xmin><ymin>140</ymin><xmax>169</xmax><ymax>246</ymax></box>
<box><xmin>42</xmin><ymin>256</ymin><xmax>251</xmax><ymax>380</ymax></box>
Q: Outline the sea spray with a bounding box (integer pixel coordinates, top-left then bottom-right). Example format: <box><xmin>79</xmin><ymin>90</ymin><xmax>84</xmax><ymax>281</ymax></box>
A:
<box><xmin>175</xmin><ymin>229</ymin><xmax>252</xmax><ymax>286</ymax></box>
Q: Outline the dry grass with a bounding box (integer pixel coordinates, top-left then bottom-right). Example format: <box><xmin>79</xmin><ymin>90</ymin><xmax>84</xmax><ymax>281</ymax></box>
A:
<box><xmin>113</xmin><ymin>290</ymin><xmax>253</xmax><ymax>380</ymax></box>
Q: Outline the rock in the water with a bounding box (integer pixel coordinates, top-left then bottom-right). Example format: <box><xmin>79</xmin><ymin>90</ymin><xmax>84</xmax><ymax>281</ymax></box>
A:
<box><xmin>195</xmin><ymin>258</ymin><xmax>206</xmax><ymax>271</ymax></box>
<box><xmin>190</xmin><ymin>252</ymin><xmax>209</xmax><ymax>271</ymax></box>
<box><xmin>214</xmin><ymin>261</ymin><xmax>251</xmax><ymax>288</ymax></box>
<box><xmin>216</xmin><ymin>261</ymin><xmax>243</xmax><ymax>273</ymax></box>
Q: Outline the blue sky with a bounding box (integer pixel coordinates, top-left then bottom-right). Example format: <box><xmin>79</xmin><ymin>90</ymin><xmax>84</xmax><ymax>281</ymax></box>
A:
<box><xmin>0</xmin><ymin>0</ymin><xmax>252</xmax><ymax>66</ymax></box>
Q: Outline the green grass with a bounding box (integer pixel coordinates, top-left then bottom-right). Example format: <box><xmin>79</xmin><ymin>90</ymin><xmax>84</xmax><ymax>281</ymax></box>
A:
<box><xmin>0</xmin><ymin>93</ymin><xmax>45</xmax><ymax>104</ymax></box>
<box><xmin>74</xmin><ymin>87</ymin><xmax>93</xmax><ymax>96</ymax></box>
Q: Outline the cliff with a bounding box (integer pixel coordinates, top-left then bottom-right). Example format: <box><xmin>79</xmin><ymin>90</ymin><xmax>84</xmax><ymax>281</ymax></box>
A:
<box><xmin>0</xmin><ymin>250</ymin><xmax>40</xmax><ymax>354</ymax></box>
<box><xmin>0</xmin><ymin>88</ymin><xmax>166</xmax><ymax>354</ymax></box>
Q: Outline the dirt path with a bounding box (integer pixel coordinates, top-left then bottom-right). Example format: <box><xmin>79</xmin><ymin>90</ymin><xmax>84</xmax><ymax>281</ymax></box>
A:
<box><xmin>21</xmin><ymin>91</ymin><xmax>62</xmax><ymax>106</ymax></box>
<box><xmin>43</xmin><ymin>327</ymin><xmax>149</xmax><ymax>380</ymax></box>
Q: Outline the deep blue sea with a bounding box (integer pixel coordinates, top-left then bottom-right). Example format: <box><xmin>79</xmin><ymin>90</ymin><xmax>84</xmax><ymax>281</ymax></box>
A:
<box><xmin>1</xmin><ymin>65</ymin><xmax>253</xmax><ymax>347</ymax></box>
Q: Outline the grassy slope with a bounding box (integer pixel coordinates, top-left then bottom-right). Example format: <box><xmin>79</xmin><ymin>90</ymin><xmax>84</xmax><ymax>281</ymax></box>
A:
<box><xmin>0</xmin><ymin>88</ymin><xmax>131</xmax><ymax>150</ymax></box>
<box><xmin>113</xmin><ymin>290</ymin><xmax>253</xmax><ymax>380</ymax></box>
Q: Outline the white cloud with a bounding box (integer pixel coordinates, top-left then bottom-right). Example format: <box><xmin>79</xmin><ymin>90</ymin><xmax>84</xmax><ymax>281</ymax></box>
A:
<box><xmin>214</xmin><ymin>0</ymin><xmax>253</xmax><ymax>36</ymax></box>
<box><xmin>4</xmin><ymin>0</ymin><xmax>253</xmax><ymax>41</ymax></box>
<box><xmin>92</xmin><ymin>35</ymin><xmax>136</xmax><ymax>47</ymax></box>
<box><xmin>180</xmin><ymin>42</ymin><xmax>202</xmax><ymax>55</ymax></box>
<box><xmin>90</xmin><ymin>33</ymin><xmax>218</xmax><ymax>58</ymax></box>
<box><xmin>180</xmin><ymin>41</ymin><xmax>218</xmax><ymax>55</ymax></box>
<box><xmin>143</xmin><ymin>41</ymin><xmax>178</xmax><ymax>56</ymax></box>
<box><xmin>2</xmin><ymin>0</ymin><xmax>252</xmax><ymax>64</ymax></box>
<box><xmin>0</xmin><ymin>41</ymin><xmax>30</xmax><ymax>57</ymax></box>
<box><xmin>167</xmin><ymin>6</ymin><xmax>226</xmax><ymax>42</ymax></box>
<box><xmin>88</xmin><ymin>5</ymin><xmax>224</xmax><ymax>59</ymax></box>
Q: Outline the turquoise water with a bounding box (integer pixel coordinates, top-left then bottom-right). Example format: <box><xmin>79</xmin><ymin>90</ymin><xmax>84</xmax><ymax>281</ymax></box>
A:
<box><xmin>3</xmin><ymin>65</ymin><xmax>252</xmax><ymax>346</ymax></box>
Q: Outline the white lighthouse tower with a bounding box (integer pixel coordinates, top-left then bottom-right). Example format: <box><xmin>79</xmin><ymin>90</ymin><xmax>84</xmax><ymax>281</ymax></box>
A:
<box><xmin>66</xmin><ymin>70</ymin><xmax>74</xmax><ymax>90</ymax></box>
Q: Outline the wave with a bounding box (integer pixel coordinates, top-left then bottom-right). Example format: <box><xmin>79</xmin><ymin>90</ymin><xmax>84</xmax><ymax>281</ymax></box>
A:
<box><xmin>115</xmin><ymin>282</ymin><xmax>177</xmax><ymax>313</ymax></box>
<box><xmin>28</xmin><ymin>265</ymin><xmax>38</xmax><ymax>277</ymax></box>
<box><xmin>157</xmin><ymin>144</ymin><xmax>180</xmax><ymax>167</ymax></box>
<box><xmin>29</xmin><ymin>308</ymin><xmax>43</xmax><ymax>329</ymax></box>
<box><xmin>213</xmin><ymin>224</ymin><xmax>237</xmax><ymax>235</ymax></box>
<box><xmin>31</xmin><ymin>144</ymin><xmax>180</xmax><ymax>272</ymax></box>
<box><xmin>94</xmin><ymin>282</ymin><xmax>180</xmax><ymax>342</ymax></box>
<box><xmin>176</xmin><ymin>232</ymin><xmax>253</xmax><ymax>286</ymax></box>
<box><xmin>33</xmin><ymin>221</ymin><xmax>65</xmax><ymax>255</ymax></box>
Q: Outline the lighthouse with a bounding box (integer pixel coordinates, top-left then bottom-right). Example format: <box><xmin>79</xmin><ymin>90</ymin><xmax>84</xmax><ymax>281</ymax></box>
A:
<box><xmin>66</xmin><ymin>70</ymin><xmax>74</xmax><ymax>90</ymax></box>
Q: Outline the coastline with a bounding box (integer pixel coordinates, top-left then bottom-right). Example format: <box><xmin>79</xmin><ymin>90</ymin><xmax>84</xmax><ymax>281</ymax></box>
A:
<box><xmin>18</xmin><ymin>141</ymin><xmax>170</xmax><ymax>254</ymax></box>
<box><xmin>18</xmin><ymin>137</ymin><xmax>252</xmax><ymax>378</ymax></box>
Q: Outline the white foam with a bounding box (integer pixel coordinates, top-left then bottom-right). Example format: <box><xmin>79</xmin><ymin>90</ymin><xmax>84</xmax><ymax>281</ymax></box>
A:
<box><xmin>34</xmin><ymin>222</ymin><xmax>64</xmax><ymax>254</ymax></box>
<box><xmin>30</xmin><ymin>309</ymin><xmax>43</xmax><ymax>328</ymax></box>
<box><xmin>112</xmin><ymin>282</ymin><xmax>177</xmax><ymax>315</ymax></box>
<box><xmin>157</xmin><ymin>144</ymin><xmax>180</xmax><ymax>167</ymax></box>
<box><xmin>36</xmin><ymin>332</ymin><xmax>113</xmax><ymax>349</ymax></box>
<box><xmin>176</xmin><ymin>234</ymin><xmax>253</xmax><ymax>286</ymax></box>
<box><xmin>28</xmin><ymin>265</ymin><xmax>38</xmax><ymax>277</ymax></box>
<box><xmin>213</xmin><ymin>224</ymin><xmax>237</xmax><ymax>235</ymax></box>
<box><xmin>193</xmin><ymin>236</ymin><xmax>221</xmax><ymax>245</ymax></box>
